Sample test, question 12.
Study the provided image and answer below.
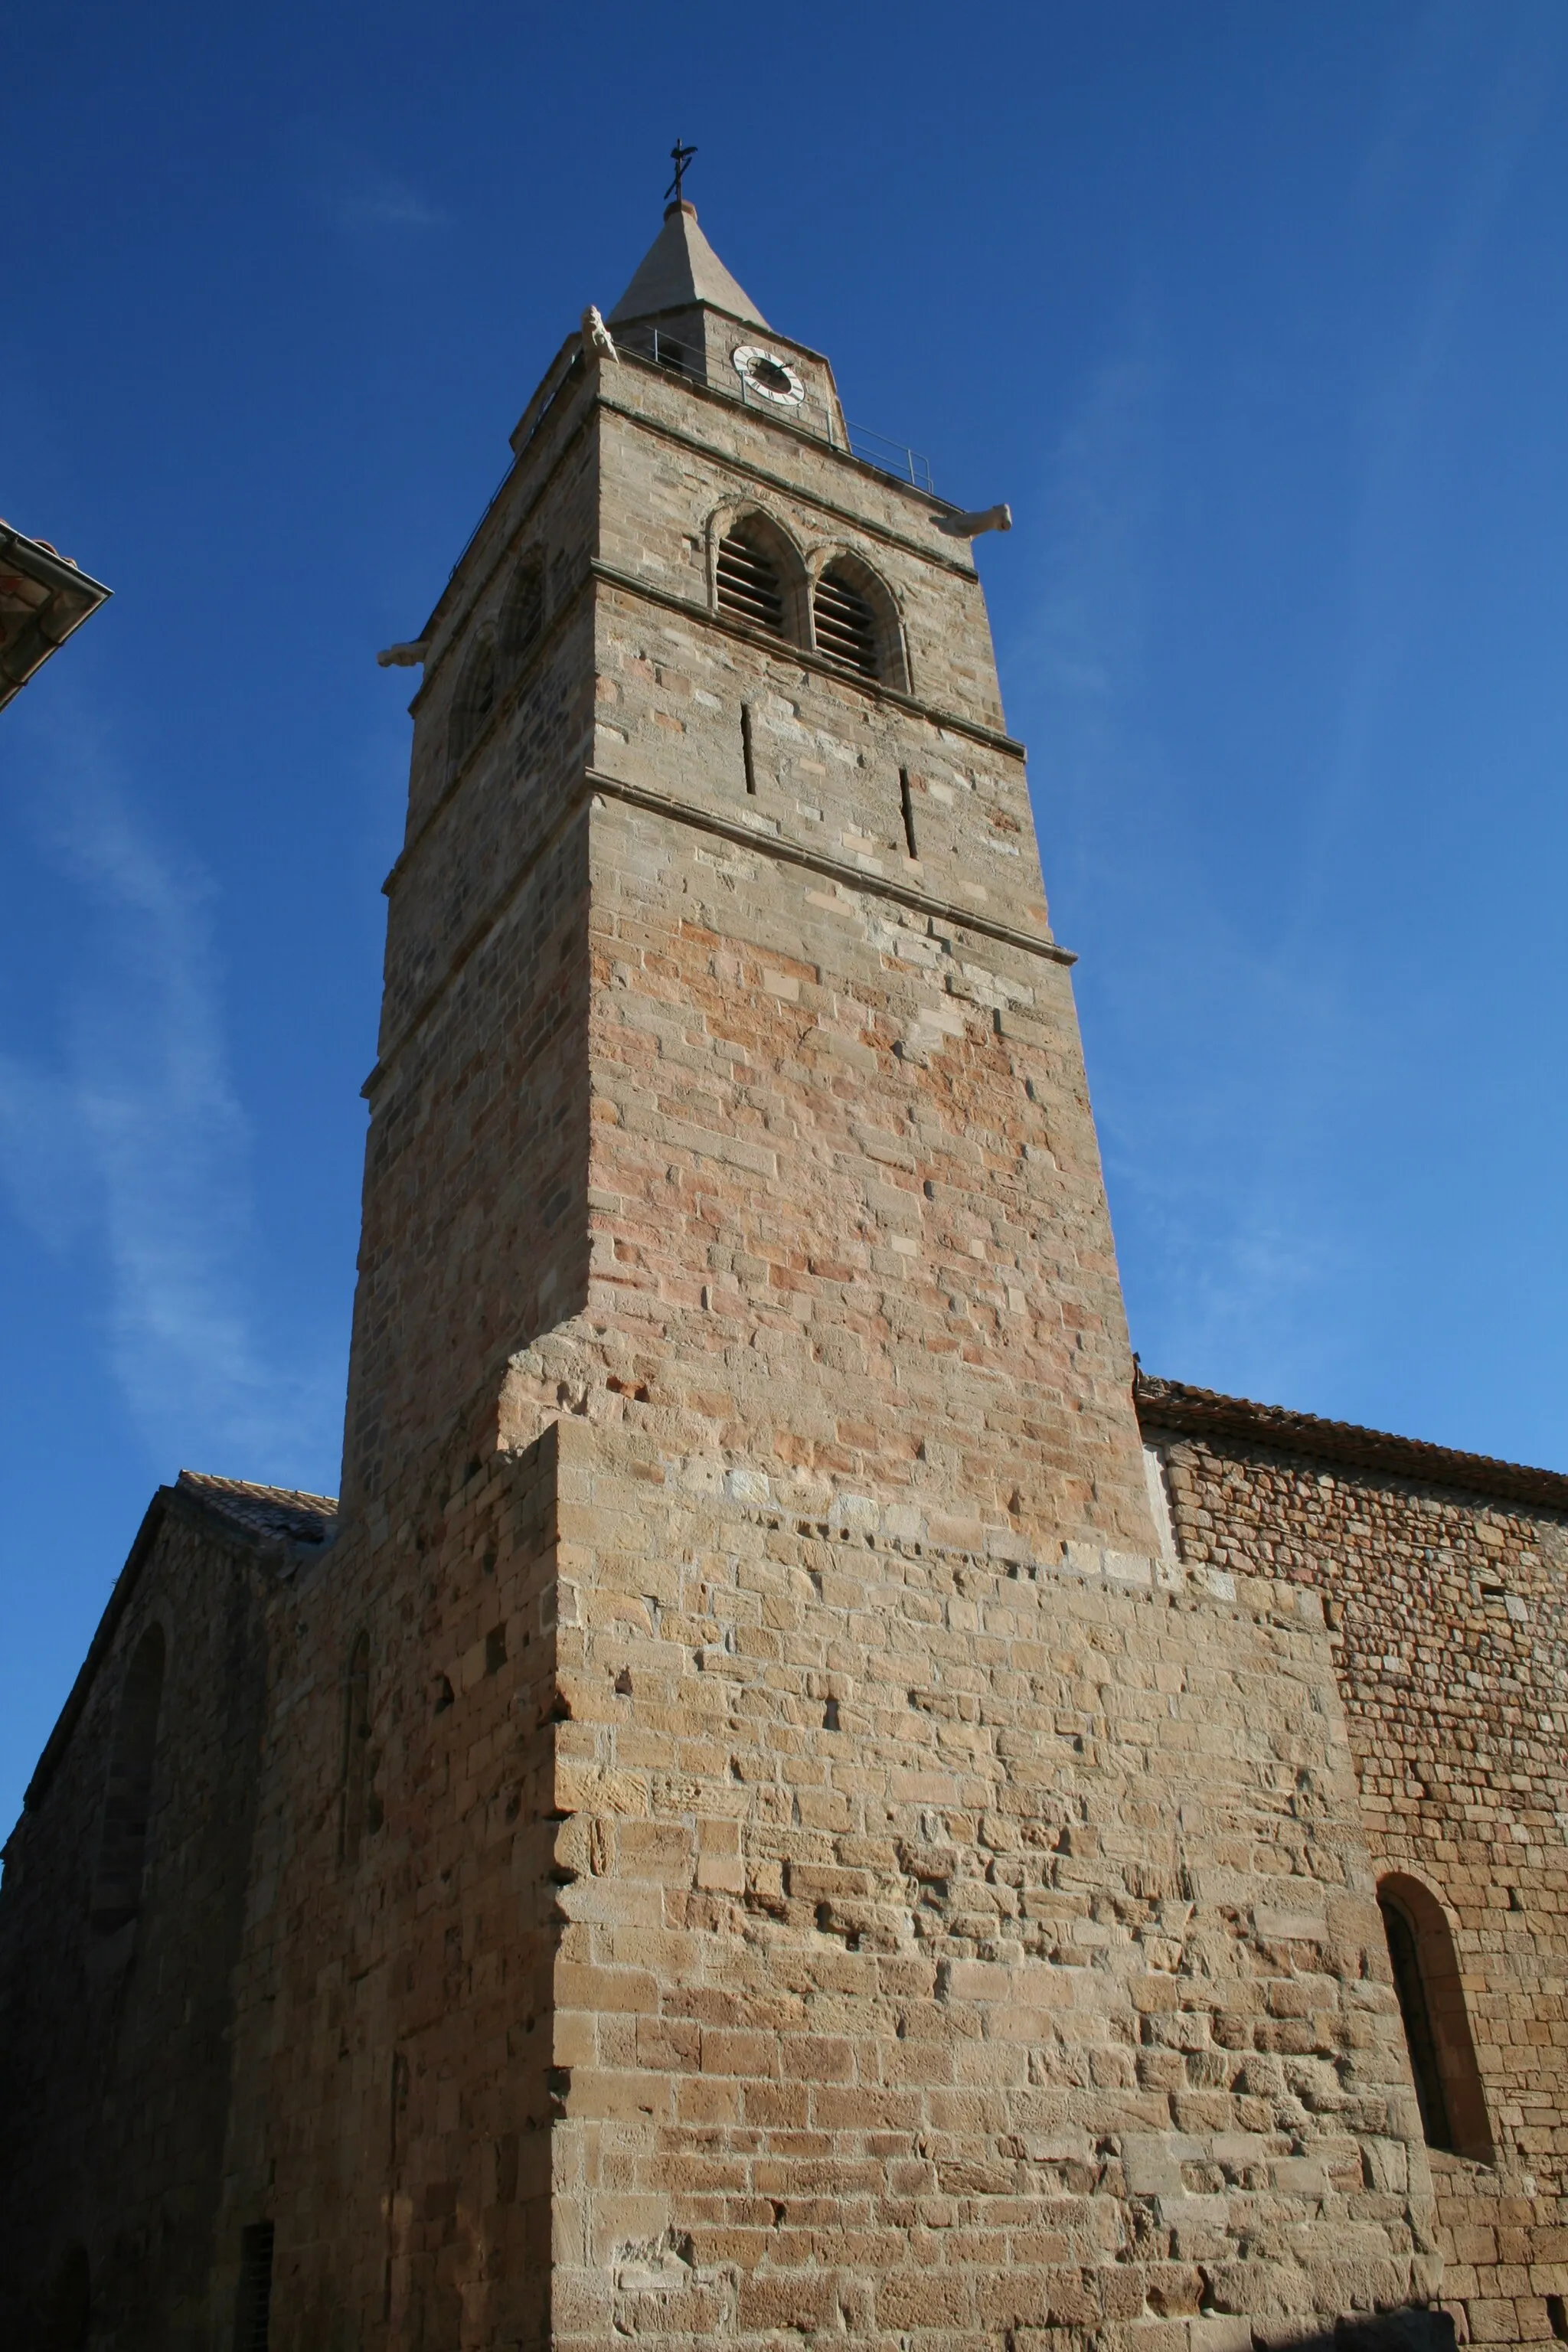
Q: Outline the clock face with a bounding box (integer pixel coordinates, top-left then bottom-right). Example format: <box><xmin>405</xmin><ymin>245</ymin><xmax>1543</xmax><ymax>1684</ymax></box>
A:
<box><xmin>731</xmin><ymin>344</ymin><xmax>805</xmax><ymax>407</ymax></box>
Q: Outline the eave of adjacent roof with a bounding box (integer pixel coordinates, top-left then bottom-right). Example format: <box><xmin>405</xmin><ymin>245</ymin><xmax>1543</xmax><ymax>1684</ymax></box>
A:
<box><xmin>17</xmin><ymin>1472</ymin><xmax>338</xmax><ymax>1819</ymax></box>
<box><xmin>0</xmin><ymin>519</ymin><xmax>112</xmax><ymax>712</ymax></box>
<box><xmin>1135</xmin><ymin>1372</ymin><xmax>1568</xmax><ymax>1515</ymax></box>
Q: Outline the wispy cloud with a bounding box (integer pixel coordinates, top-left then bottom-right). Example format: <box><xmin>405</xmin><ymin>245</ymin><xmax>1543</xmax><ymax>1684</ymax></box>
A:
<box><xmin>1010</xmin><ymin>310</ymin><xmax>1391</xmax><ymax>1405</ymax></box>
<box><xmin>1006</xmin><ymin>7</ymin><xmax>1564</xmax><ymax>1416</ymax></box>
<box><xmin>287</xmin><ymin>125</ymin><xmax>452</xmax><ymax>246</ymax></box>
<box><xmin>333</xmin><ymin>172</ymin><xmax>450</xmax><ymax>237</ymax></box>
<box><xmin>0</xmin><ymin>716</ymin><xmax>341</xmax><ymax>1485</ymax></box>
<box><xmin>1289</xmin><ymin>0</ymin><xmax>1566</xmax><ymax>948</ymax></box>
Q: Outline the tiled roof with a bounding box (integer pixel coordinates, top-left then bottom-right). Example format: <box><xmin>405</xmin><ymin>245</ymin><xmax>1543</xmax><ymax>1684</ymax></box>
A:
<box><xmin>20</xmin><ymin>1472</ymin><xmax>339</xmax><ymax>1818</ymax></box>
<box><xmin>1135</xmin><ymin>1373</ymin><xmax>1568</xmax><ymax>1514</ymax></box>
<box><xmin>608</xmin><ymin>199</ymin><xmax>769</xmax><ymax>330</ymax></box>
<box><xmin>175</xmin><ymin>1470</ymin><xmax>337</xmax><ymax>1547</ymax></box>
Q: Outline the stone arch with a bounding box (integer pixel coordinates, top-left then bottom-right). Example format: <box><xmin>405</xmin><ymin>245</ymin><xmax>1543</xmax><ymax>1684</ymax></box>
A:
<box><xmin>1378</xmin><ymin>1871</ymin><xmax>1493</xmax><ymax>2161</ymax></box>
<box><xmin>707</xmin><ymin>504</ymin><xmax>808</xmax><ymax>646</ymax></box>
<box><xmin>499</xmin><ymin>550</ymin><xmax>547</xmax><ymax>664</ymax></box>
<box><xmin>447</xmin><ymin>627</ymin><xmax>498</xmax><ymax>770</ymax></box>
<box><xmin>338</xmin><ymin>1628</ymin><xmax>371</xmax><ymax>1867</ymax></box>
<box><xmin>808</xmin><ymin>547</ymin><xmax>908</xmax><ymax>690</ymax></box>
<box><xmin>92</xmin><ymin>1623</ymin><xmax>166</xmax><ymax>1932</ymax></box>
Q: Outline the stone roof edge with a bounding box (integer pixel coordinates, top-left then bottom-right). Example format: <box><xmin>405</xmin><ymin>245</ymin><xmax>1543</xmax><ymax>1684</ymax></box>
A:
<box><xmin>1134</xmin><ymin>1372</ymin><xmax>1568</xmax><ymax>1516</ymax></box>
<box><xmin>18</xmin><ymin>1481</ymin><xmax>315</xmax><ymax>1821</ymax></box>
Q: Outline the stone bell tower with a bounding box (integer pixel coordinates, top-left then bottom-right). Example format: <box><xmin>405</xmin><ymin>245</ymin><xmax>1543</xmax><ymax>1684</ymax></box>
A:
<box><xmin>233</xmin><ymin>201</ymin><xmax>1436</xmax><ymax>2350</ymax></box>
<box><xmin>341</xmin><ymin>194</ymin><xmax>1156</xmax><ymax>1553</ymax></box>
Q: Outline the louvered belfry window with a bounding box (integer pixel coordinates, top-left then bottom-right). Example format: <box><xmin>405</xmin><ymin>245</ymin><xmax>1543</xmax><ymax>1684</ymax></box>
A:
<box><xmin>716</xmin><ymin>526</ymin><xmax>786</xmax><ymax>635</ymax></box>
<box><xmin>813</xmin><ymin>564</ymin><xmax>879</xmax><ymax>679</ymax></box>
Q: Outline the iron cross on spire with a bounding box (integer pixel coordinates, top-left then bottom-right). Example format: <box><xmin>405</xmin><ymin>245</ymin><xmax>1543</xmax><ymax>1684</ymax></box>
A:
<box><xmin>665</xmin><ymin>139</ymin><xmax>697</xmax><ymax>204</ymax></box>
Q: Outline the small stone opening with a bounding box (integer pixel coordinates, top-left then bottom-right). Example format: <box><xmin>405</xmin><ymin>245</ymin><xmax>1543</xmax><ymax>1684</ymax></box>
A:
<box><xmin>1378</xmin><ymin>1873</ymin><xmax>1493</xmax><ymax>2161</ymax></box>
<box><xmin>338</xmin><ymin>1630</ymin><xmax>371</xmax><ymax>1867</ymax></box>
<box><xmin>235</xmin><ymin>2221</ymin><xmax>275</xmax><ymax>2352</ymax></box>
<box><xmin>899</xmin><ymin>766</ymin><xmax>917</xmax><ymax>857</ymax></box>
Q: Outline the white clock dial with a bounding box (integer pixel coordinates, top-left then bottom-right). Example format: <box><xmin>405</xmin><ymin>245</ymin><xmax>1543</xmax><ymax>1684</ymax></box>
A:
<box><xmin>731</xmin><ymin>345</ymin><xmax>806</xmax><ymax>407</ymax></box>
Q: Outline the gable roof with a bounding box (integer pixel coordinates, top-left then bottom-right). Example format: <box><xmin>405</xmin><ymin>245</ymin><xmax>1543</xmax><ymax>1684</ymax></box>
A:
<box><xmin>1135</xmin><ymin>1372</ymin><xmax>1568</xmax><ymax>1514</ymax></box>
<box><xmin>608</xmin><ymin>201</ymin><xmax>769</xmax><ymax>329</ymax></box>
<box><xmin>16</xmin><ymin>1472</ymin><xmax>338</xmax><ymax>1820</ymax></box>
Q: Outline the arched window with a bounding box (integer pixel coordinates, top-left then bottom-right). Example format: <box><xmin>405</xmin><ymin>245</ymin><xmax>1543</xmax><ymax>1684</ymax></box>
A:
<box><xmin>448</xmin><ymin>632</ymin><xmax>498</xmax><ymax>769</ymax></box>
<box><xmin>93</xmin><ymin>1625</ymin><xmax>165</xmax><ymax>1932</ymax></box>
<box><xmin>1378</xmin><ymin>1873</ymin><xmax>1493</xmax><ymax>2161</ymax></box>
<box><xmin>338</xmin><ymin>1630</ymin><xmax>371</xmax><ymax>1867</ymax></box>
<box><xmin>811</xmin><ymin>554</ymin><xmax>903</xmax><ymax>687</ymax></box>
<box><xmin>500</xmin><ymin>554</ymin><xmax>545</xmax><ymax>663</ymax></box>
<box><xmin>716</xmin><ymin>518</ymin><xmax>791</xmax><ymax>639</ymax></box>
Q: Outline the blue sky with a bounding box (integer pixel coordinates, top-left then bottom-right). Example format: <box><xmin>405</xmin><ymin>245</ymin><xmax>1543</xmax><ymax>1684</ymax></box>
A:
<box><xmin>4</xmin><ymin>0</ymin><xmax>1566</xmax><ymax>1829</ymax></box>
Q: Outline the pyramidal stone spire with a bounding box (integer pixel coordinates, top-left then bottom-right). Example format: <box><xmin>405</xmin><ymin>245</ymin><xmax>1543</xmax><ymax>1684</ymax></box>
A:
<box><xmin>607</xmin><ymin>199</ymin><xmax>769</xmax><ymax>329</ymax></box>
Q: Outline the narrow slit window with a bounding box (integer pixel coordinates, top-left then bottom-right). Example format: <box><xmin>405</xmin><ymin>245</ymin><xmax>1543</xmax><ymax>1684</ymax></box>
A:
<box><xmin>1380</xmin><ymin>1893</ymin><xmax>1452</xmax><ymax>2149</ymax></box>
<box><xmin>235</xmin><ymin>2222</ymin><xmax>275</xmax><ymax>2352</ymax></box>
<box><xmin>501</xmin><ymin>556</ymin><xmax>545</xmax><ymax>662</ymax></box>
<box><xmin>1377</xmin><ymin>1874</ymin><xmax>1493</xmax><ymax>2161</ymax></box>
<box><xmin>813</xmin><ymin>564</ymin><xmax>879</xmax><ymax>679</ymax></box>
<box><xmin>741</xmin><ymin>703</ymin><xmax>757</xmax><ymax>795</ymax></box>
<box><xmin>716</xmin><ymin>527</ymin><xmax>786</xmax><ymax>635</ymax></box>
<box><xmin>338</xmin><ymin>1630</ymin><xmax>371</xmax><ymax>1867</ymax></box>
<box><xmin>93</xmin><ymin>1625</ymin><xmax>166</xmax><ymax>1932</ymax></box>
<box><xmin>899</xmin><ymin>767</ymin><xmax>917</xmax><ymax>858</ymax></box>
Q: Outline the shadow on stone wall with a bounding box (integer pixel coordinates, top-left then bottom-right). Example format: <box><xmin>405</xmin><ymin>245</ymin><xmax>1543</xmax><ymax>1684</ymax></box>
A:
<box><xmin>1262</xmin><ymin>2312</ymin><xmax>1458</xmax><ymax>2352</ymax></box>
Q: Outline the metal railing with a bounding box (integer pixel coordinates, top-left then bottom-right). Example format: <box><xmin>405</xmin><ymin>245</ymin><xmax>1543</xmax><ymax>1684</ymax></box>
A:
<box><xmin>844</xmin><ymin>423</ymin><xmax>935</xmax><ymax>493</ymax></box>
<box><xmin>449</xmin><ymin>327</ymin><xmax>937</xmax><ymax>584</ymax></box>
<box><xmin>619</xmin><ymin>325</ymin><xmax>934</xmax><ymax>495</ymax></box>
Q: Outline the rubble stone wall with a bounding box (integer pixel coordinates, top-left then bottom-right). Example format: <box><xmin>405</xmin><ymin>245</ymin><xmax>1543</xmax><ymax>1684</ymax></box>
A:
<box><xmin>1141</xmin><ymin>1417</ymin><xmax>1568</xmax><ymax>2350</ymax></box>
<box><xmin>0</xmin><ymin>1506</ymin><xmax>273</xmax><ymax>2350</ymax></box>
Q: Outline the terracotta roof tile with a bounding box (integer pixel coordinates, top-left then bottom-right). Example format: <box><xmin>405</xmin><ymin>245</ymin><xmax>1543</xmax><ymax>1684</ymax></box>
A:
<box><xmin>1134</xmin><ymin>1373</ymin><xmax>1568</xmax><ymax>1514</ymax></box>
<box><xmin>175</xmin><ymin>1470</ymin><xmax>338</xmax><ymax>1548</ymax></box>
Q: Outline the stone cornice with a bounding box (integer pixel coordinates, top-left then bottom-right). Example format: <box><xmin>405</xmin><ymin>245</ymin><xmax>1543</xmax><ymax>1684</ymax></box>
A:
<box><xmin>583</xmin><ymin>766</ymin><xmax>1072</xmax><ymax>968</ymax></box>
<box><xmin>594</xmin><ymin>371</ymin><xmax>978</xmax><ymax>575</ymax></box>
<box><xmin>590</xmin><ymin>560</ymin><xmax>1024</xmax><ymax>759</ymax></box>
<box><xmin>362</xmin><ymin>764</ymin><xmax>1074</xmax><ymax>1103</ymax></box>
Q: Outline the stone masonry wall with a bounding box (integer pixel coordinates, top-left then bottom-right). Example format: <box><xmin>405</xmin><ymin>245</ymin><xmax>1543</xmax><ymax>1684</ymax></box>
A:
<box><xmin>344</xmin><ymin>812</ymin><xmax>593</xmax><ymax>1521</ymax></box>
<box><xmin>500</xmin><ymin>786</ymin><xmax>1154</xmax><ymax>1555</ymax></box>
<box><xmin>545</xmin><ymin>1414</ymin><xmax>1439</xmax><ymax>2352</ymax></box>
<box><xmin>342</xmin><ymin>357</ymin><xmax>602</xmax><ymax>1518</ymax></box>
<box><xmin>214</xmin><ymin>1426</ymin><xmax>564</xmax><ymax>2350</ymax></box>
<box><xmin>592</xmin><ymin>377</ymin><xmax>1013</xmax><ymax>743</ymax></box>
<box><xmin>0</xmin><ymin>1504</ymin><xmax>273</xmax><ymax>2350</ymax></box>
<box><xmin>1142</xmin><ymin>1419</ymin><xmax>1568</xmax><ymax>2350</ymax></box>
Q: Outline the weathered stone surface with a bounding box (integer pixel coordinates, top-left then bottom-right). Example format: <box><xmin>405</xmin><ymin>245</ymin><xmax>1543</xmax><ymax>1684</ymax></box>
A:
<box><xmin>1142</xmin><ymin>1403</ymin><xmax>1568</xmax><ymax>2348</ymax></box>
